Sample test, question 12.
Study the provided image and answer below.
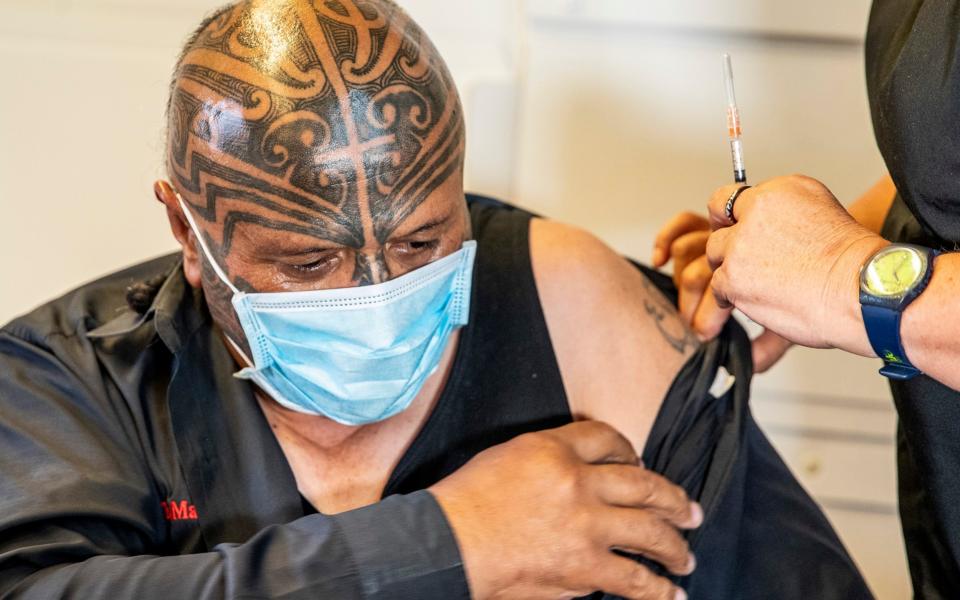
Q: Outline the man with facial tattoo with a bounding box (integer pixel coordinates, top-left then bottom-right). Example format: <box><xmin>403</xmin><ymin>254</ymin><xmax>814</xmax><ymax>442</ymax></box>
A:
<box><xmin>0</xmin><ymin>1</ymin><xmax>871</xmax><ymax>598</ymax></box>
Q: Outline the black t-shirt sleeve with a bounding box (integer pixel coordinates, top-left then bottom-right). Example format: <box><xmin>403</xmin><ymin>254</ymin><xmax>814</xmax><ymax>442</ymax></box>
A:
<box><xmin>0</xmin><ymin>330</ymin><xmax>468</xmax><ymax>599</ymax></box>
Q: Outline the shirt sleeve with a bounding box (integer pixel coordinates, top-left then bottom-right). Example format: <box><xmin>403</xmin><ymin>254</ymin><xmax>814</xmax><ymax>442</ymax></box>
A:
<box><xmin>0</xmin><ymin>330</ymin><xmax>469</xmax><ymax>600</ymax></box>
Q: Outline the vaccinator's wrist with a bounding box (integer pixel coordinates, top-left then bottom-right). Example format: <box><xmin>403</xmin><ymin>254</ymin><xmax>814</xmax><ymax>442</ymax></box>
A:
<box><xmin>900</xmin><ymin>251</ymin><xmax>955</xmax><ymax>378</ymax></box>
<box><xmin>821</xmin><ymin>232</ymin><xmax>890</xmax><ymax>355</ymax></box>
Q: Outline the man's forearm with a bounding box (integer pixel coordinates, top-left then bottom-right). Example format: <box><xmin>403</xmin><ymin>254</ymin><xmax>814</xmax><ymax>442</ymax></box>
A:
<box><xmin>2</xmin><ymin>492</ymin><xmax>468</xmax><ymax>600</ymax></box>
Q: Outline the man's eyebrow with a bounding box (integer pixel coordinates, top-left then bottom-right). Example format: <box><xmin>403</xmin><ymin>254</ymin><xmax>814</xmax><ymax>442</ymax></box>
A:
<box><xmin>398</xmin><ymin>213</ymin><xmax>452</xmax><ymax>237</ymax></box>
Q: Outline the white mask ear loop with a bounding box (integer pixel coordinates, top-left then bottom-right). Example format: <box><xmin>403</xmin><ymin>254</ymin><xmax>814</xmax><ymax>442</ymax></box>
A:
<box><xmin>224</xmin><ymin>333</ymin><xmax>256</xmax><ymax>370</ymax></box>
<box><xmin>176</xmin><ymin>193</ymin><xmax>257</xmax><ymax>369</ymax></box>
<box><xmin>176</xmin><ymin>193</ymin><xmax>241</xmax><ymax>295</ymax></box>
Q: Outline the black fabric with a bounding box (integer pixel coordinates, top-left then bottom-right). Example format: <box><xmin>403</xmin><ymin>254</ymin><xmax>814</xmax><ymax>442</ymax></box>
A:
<box><xmin>868</xmin><ymin>3</ymin><xmax>960</xmax><ymax>597</ymax></box>
<box><xmin>384</xmin><ymin>198</ymin><xmax>572</xmax><ymax>494</ymax></box>
<box><xmin>867</xmin><ymin>0</ymin><xmax>960</xmax><ymax>246</ymax></box>
<box><xmin>880</xmin><ymin>194</ymin><xmax>944</xmax><ymax>249</ymax></box>
<box><xmin>0</xmin><ymin>263</ymin><xmax>468</xmax><ymax>598</ymax></box>
<box><xmin>0</xmin><ymin>196</ymin><xmax>868</xmax><ymax>598</ymax></box>
<box><xmin>891</xmin><ymin>378</ymin><xmax>960</xmax><ymax>598</ymax></box>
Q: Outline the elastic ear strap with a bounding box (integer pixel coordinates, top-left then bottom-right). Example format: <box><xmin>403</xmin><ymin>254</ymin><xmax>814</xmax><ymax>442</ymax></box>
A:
<box><xmin>176</xmin><ymin>194</ymin><xmax>241</xmax><ymax>295</ymax></box>
<box><xmin>224</xmin><ymin>334</ymin><xmax>255</xmax><ymax>369</ymax></box>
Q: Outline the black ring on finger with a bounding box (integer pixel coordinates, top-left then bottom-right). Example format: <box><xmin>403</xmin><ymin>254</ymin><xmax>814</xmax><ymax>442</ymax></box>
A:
<box><xmin>724</xmin><ymin>185</ymin><xmax>751</xmax><ymax>225</ymax></box>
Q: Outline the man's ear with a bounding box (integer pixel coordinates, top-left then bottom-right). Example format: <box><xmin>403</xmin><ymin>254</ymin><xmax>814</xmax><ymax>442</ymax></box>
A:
<box><xmin>154</xmin><ymin>180</ymin><xmax>203</xmax><ymax>289</ymax></box>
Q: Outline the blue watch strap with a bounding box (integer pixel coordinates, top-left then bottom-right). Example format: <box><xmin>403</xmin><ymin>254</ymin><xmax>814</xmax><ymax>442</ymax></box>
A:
<box><xmin>861</xmin><ymin>304</ymin><xmax>920</xmax><ymax>380</ymax></box>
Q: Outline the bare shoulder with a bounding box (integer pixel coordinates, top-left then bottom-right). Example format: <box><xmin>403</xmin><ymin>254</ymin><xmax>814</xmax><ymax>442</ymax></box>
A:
<box><xmin>529</xmin><ymin>218</ymin><xmax>699</xmax><ymax>452</ymax></box>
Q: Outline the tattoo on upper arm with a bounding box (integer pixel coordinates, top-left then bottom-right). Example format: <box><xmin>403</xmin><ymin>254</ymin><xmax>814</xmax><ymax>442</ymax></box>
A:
<box><xmin>640</xmin><ymin>277</ymin><xmax>700</xmax><ymax>354</ymax></box>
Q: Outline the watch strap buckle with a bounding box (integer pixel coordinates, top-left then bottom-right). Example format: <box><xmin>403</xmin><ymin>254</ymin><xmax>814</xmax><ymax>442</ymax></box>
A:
<box><xmin>879</xmin><ymin>362</ymin><xmax>921</xmax><ymax>381</ymax></box>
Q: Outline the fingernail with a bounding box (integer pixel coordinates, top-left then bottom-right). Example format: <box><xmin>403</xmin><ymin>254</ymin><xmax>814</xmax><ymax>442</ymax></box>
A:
<box><xmin>689</xmin><ymin>502</ymin><xmax>704</xmax><ymax>527</ymax></box>
<box><xmin>687</xmin><ymin>552</ymin><xmax>697</xmax><ymax>573</ymax></box>
<box><xmin>675</xmin><ymin>588</ymin><xmax>688</xmax><ymax>600</ymax></box>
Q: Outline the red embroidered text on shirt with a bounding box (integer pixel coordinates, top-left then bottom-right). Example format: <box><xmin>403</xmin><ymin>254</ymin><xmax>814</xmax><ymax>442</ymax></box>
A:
<box><xmin>161</xmin><ymin>500</ymin><xmax>198</xmax><ymax>521</ymax></box>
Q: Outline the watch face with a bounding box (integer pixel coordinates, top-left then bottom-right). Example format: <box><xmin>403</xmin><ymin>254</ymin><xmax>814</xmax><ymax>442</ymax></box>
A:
<box><xmin>861</xmin><ymin>246</ymin><xmax>927</xmax><ymax>298</ymax></box>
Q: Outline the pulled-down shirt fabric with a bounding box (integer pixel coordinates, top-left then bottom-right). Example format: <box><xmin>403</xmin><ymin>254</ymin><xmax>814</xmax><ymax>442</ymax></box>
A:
<box><xmin>0</xmin><ymin>196</ymin><xmax>870</xmax><ymax>599</ymax></box>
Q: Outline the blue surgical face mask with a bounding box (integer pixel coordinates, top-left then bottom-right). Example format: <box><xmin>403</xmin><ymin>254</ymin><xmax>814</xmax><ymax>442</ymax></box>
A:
<box><xmin>177</xmin><ymin>195</ymin><xmax>476</xmax><ymax>425</ymax></box>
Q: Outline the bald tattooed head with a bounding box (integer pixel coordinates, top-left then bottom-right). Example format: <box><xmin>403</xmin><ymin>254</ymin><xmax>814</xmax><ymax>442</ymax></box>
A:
<box><xmin>161</xmin><ymin>0</ymin><xmax>470</xmax><ymax>341</ymax></box>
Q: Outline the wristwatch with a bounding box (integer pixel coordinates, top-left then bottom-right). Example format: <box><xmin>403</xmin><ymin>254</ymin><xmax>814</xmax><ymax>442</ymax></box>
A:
<box><xmin>859</xmin><ymin>244</ymin><xmax>939</xmax><ymax>380</ymax></box>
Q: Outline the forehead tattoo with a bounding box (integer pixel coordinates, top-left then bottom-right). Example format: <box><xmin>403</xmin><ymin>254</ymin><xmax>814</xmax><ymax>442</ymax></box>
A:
<box><xmin>167</xmin><ymin>0</ymin><xmax>465</xmax><ymax>264</ymax></box>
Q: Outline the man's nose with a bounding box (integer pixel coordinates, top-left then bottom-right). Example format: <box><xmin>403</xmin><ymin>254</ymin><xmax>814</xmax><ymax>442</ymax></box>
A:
<box><xmin>353</xmin><ymin>251</ymin><xmax>390</xmax><ymax>286</ymax></box>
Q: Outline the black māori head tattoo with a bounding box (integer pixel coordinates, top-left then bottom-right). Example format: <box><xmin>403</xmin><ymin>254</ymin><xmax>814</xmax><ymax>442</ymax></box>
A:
<box><xmin>163</xmin><ymin>0</ymin><xmax>469</xmax><ymax>341</ymax></box>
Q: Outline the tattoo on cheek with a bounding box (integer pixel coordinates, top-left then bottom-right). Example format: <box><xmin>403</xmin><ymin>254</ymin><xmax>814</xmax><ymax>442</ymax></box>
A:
<box><xmin>352</xmin><ymin>250</ymin><xmax>389</xmax><ymax>286</ymax></box>
<box><xmin>200</xmin><ymin>256</ymin><xmax>248</xmax><ymax>353</ymax></box>
<box><xmin>640</xmin><ymin>277</ymin><xmax>700</xmax><ymax>354</ymax></box>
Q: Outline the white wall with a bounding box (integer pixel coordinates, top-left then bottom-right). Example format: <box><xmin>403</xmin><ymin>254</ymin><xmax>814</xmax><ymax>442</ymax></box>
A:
<box><xmin>0</xmin><ymin>0</ymin><xmax>908</xmax><ymax>597</ymax></box>
<box><xmin>0</xmin><ymin>1</ymin><xmax>218</xmax><ymax>320</ymax></box>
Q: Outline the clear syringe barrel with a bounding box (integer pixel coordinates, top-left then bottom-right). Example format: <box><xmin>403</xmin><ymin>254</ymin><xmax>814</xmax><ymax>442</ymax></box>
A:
<box><xmin>722</xmin><ymin>53</ymin><xmax>746</xmax><ymax>183</ymax></box>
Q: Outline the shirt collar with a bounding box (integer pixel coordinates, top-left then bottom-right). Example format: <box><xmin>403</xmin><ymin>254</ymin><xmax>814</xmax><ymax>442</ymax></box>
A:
<box><xmin>88</xmin><ymin>255</ymin><xmax>305</xmax><ymax>546</ymax></box>
<box><xmin>85</xmin><ymin>257</ymin><xmax>209</xmax><ymax>355</ymax></box>
<box><xmin>151</xmin><ymin>261</ymin><xmax>210</xmax><ymax>354</ymax></box>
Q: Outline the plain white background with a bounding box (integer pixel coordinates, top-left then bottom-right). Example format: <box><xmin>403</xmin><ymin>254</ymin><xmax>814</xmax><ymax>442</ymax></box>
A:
<box><xmin>0</xmin><ymin>0</ymin><xmax>907</xmax><ymax>596</ymax></box>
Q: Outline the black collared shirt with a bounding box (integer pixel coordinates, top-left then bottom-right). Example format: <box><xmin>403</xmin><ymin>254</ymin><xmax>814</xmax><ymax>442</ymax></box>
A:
<box><xmin>0</xmin><ymin>252</ymin><xmax>468</xmax><ymax>599</ymax></box>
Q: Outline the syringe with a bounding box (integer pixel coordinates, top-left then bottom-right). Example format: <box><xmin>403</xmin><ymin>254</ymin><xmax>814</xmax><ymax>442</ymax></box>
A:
<box><xmin>722</xmin><ymin>53</ymin><xmax>747</xmax><ymax>184</ymax></box>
